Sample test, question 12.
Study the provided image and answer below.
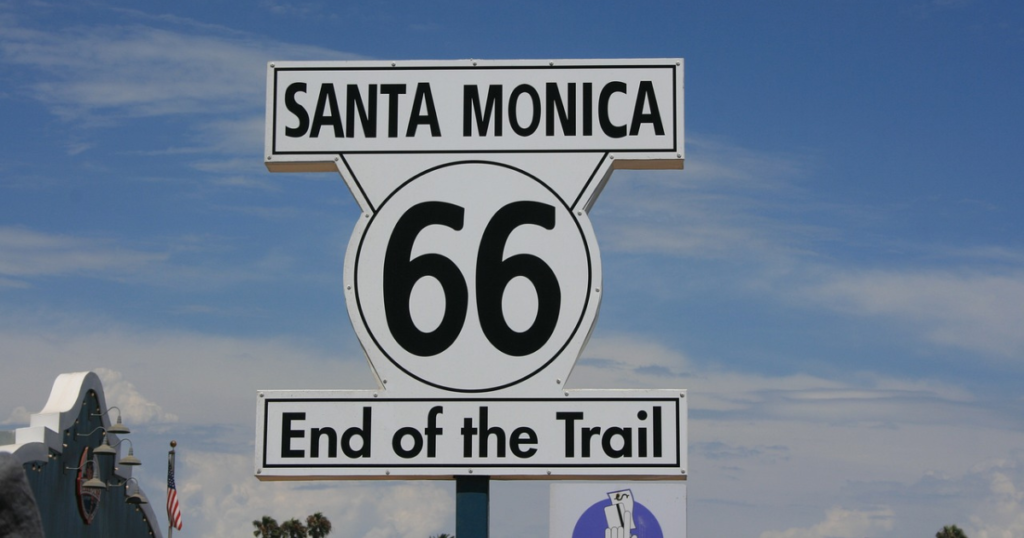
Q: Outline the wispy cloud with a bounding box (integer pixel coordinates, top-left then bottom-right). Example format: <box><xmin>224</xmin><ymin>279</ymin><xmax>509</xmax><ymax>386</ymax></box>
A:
<box><xmin>3</xmin><ymin>317</ymin><xmax>1021</xmax><ymax>537</ymax></box>
<box><xmin>259</xmin><ymin>0</ymin><xmax>335</xmax><ymax>19</ymax></box>
<box><xmin>94</xmin><ymin>367</ymin><xmax>178</xmax><ymax>424</ymax></box>
<box><xmin>0</xmin><ymin>225</ymin><xmax>349</xmax><ymax>293</ymax></box>
<box><xmin>575</xmin><ymin>334</ymin><xmax>980</xmax><ymax>425</ymax></box>
<box><xmin>803</xmin><ymin>269</ymin><xmax>1024</xmax><ymax>359</ymax></box>
<box><xmin>0</xmin><ymin>10</ymin><xmax>360</xmax><ymax>189</ymax></box>
<box><xmin>593</xmin><ymin>136</ymin><xmax>1024</xmax><ymax>360</ymax></box>
<box><xmin>66</xmin><ymin>141</ymin><xmax>94</xmax><ymax>156</ymax></box>
<box><xmin>0</xmin><ymin>276</ymin><xmax>29</xmax><ymax>289</ymax></box>
<box><xmin>967</xmin><ymin>457</ymin><xmax>1024</xmax><ymax>538</ymax></box>
<box><xmin>0</xmin><ymin>20</ymin><xmax>355</xmax><ymax>120</ymax></box>
<box><xmin>1</xmin><ymin>406</ymin><xmax>30</xmax><ymax>425</ymax></box>
<box><xmin>0</xmin><ymin>226</ymin><xmax>166</xmax><ymax>284</ymax></box>
<box><xmin>594</xmin><ymin>137</ymin><xmax>824</xmax><ymax>262</ymax></box>
<box><xmin>760</xmin><ymin>506</ymin><xmax>895</xmax><ymax>538</ymax></box>
<box><xmin>0</xmin><ymin>316</ymin><xmax>374</xmax><ymax>426</ymax></box>
<box><xmin>176</xmin><ymin>450</ymin><xmax>454</xmax><ymax>538</ymax></box>
<box><xmin>569</xmin><ymin>332</ymin><xmax>1024</xmax><ymax>536</ymax></box>
<box><xmin>841</xmin><ymin>452</ymin><xmax>1024</xmax><ymax>538</ymax></box>
<box><xmin>192</xmin><ymin>116</ymin><xmax>267</xmax><ymax>156</ymax></box>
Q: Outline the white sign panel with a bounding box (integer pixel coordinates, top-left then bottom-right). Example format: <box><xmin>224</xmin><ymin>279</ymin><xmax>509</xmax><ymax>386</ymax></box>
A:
<box><xmin>266</xmin><ymin>59</ymin><xmax>683</xmax><ymax>160</ymax></box>
<box><xmin>550</xmin><ymin>482</ymin><xmax>686</xmax><ymax>538</ymax></box>
<box><xmin>256</xmin><ymin>390</ymin><xmax>686</xmax><ymax>479</ymax></box>
<box><xmin>263</xmin><ymin>59</ymin><xmax>684</xmax><ymax>396</ymax></box>
<box><xmin>258</xmin><ymin>58</ymin><xmax>687</xmax><ymax>481</ymax></box>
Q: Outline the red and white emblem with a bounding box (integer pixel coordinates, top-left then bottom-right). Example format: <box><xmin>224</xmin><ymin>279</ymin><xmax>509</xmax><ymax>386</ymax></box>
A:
<box><xmin>75</xmin><ymin>447</ymin><xmax>101</xmax><ymax>524</ymax></box>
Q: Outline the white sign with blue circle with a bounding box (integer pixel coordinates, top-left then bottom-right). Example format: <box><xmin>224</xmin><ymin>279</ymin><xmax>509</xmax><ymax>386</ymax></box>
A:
<box><xmin>551</xmin><ymin>482</ymin><xmax>686</xmax><ymax>538</ymax></box>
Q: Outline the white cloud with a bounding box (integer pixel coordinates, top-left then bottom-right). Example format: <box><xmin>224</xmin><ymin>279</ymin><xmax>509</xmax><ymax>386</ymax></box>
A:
<box><xmin>94</xmin><ymin>367</ymin><xmax>178</xmax><ymax>424</ymax></box>
<box><xmin>967</xmin><ymin>458</ymin><xmax>1024</xmax><ymax>538</ymax></box>
<box><xmin>0</xmin><ymin>314</ymin><xmax>375</xmax><ymax>427</ymax></box>
<box><xmin>2</xmin><ymin>318</ymin><xmax>1024</xmax><ymax>537</ymax></box>
<box><xmin>759</xmin><ymin>506</ymin><xmax>895</xmax><ymax>538</ymax></box>
<box><xmin>591</xmin><ymin>136</ymin><xmax>1024</xmax><ymax>361</ymax></box>
<box><xmin>0</xmin><ymin>226</ymin><xmax>167</xmax><ymax>282</ymax></box>
<box><xmin>0</xmin><ymin>21</ymin><xmax>357</xmax><ymax>119</ymax></box>
<box><xmin>592</xmin><ymin>136</ymin><xmax>823</xmax><ymax>262</ymax></box>
<box><xmin>176</xmin><ymin>450</ymin><xmax>454</xmax><ymax>538</ymax></box>
<box><xmin>0</xmin><ymin>10</ymin><xmax>361</xmax><ymax>178</ymax></box>
<box><xmin>804</xmin><ymin>269</ymin><xmax>1024</xmax><ymax>359</ymax></box>
<box><xmin>1</xmin><ymin>405</ymin><xmax>30</xmax><ymax>425</ymax></box>
<box><xmin>260</xmin><ymin>0</ymin><xmax>332</xmax><ymax>18</ymax></box>
<box><xmin>192</xmin><ymin>116</ymin><xmax>267</xmax><ymax>158</ymax></box>
<box><xmin>567</xmin><ymin>333</ymin><xmax>1024</xmax><ymax>538</ymax></box>
<box><xmin>2</xmin><ymin>367</ymin><xmax>177</xmax><ymax>426</ymax></box>
<box><xmin>574</xmin><ymin>334</ymin><xmax>975</xmax><ymax>422</ymax></box>
<box><xmin>0</xmin><ymin>226</ymin><xmax>344</xmax><ymax>290</ymax></box>
<box><xmin>0</xmin><ymin>276</ymin><xmax>29</xmax><ymax>289</ymax></box>
<box><xmin>66</xmin><ymin>141</ymin><xmax>94</xmax><ymax>156</ymax></box>
<box><xmin>658</xmin><ymin>136</ymin><xmax>809</xmax><ymax>189</ymax></box>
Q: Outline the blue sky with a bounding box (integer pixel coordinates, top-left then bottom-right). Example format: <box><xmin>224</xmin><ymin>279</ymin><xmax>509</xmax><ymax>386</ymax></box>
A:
<box><xmin>2</xmin><ymin>0</ymin><xmax>1023</xmax><ymax>537</ymax></box>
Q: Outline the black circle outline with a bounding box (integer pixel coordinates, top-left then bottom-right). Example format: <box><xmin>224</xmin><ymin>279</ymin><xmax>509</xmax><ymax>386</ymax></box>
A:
<box><xmin>353</xmin><ymin>160</ymin><xmax>594</xmax><ymax>393</ymax></box>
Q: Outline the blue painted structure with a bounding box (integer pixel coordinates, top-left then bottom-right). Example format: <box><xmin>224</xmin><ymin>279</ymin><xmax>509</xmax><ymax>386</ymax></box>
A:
<box><xmin>456</xmin><ymin>475</ymin><xmax>489</xmax><ymax>538</ymax></box>
<box><xmin>1</xmin><ymin>372</ymin><xmax>162</xmax><ymax>538</ymax></box>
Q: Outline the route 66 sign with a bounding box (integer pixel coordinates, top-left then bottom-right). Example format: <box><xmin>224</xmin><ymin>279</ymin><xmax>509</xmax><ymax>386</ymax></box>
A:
<box><xmin>265</xmin><ymin>59</ymin><xmax>684</xmax><ymax>396</ymax></box>
<box><xmin>350</xmin><ymin>160</ymin><xmax>595</xmax><ymax>393</ymax></box>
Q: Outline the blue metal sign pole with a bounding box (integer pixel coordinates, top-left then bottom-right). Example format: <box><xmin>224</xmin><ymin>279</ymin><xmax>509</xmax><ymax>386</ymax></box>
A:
<box><xmin>456</xmin><ymin>476</ymin><xmax>489</xmax><ymax>538</ymax></box>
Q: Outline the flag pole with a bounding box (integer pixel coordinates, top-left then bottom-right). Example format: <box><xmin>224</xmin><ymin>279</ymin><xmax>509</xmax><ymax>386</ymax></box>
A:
<box><xmin>168</xmin><ymin>440</ymin><xmax>176</xmax><ymax>538</ymax></box>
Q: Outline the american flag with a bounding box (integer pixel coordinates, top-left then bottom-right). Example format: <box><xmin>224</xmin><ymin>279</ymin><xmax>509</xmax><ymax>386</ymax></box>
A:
<box><xmin>167</xmin><ymin>450</ymin><xmax>183</xmax><ymax>531</ymax></box>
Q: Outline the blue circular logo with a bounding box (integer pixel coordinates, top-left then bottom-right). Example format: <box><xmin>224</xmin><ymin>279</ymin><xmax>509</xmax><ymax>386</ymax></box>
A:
<box><xmin>571</xmin><ymin>495</ymin><xmax>663</xmax><ymax>538</ymax></box>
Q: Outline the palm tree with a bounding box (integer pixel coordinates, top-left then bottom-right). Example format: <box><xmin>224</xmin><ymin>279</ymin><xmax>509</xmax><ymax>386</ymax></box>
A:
<box><xmin>253</xmin><ymin>516</ymin><xmax>282</xmax><ymax>538</ymax></box>
<box><xmin>281</xmin><ymin>518</ymin><xmax>308</xmax><ymax>538</ymax></box>
<box><xmin>306</xmin><ymin>512</ymin><xmax>333</xmax><ymax>538</ymax></box>
<box><xmin>936</xmin><ymin>525</ymin><xmax>968</xmax><ymax>538</ymax></box>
